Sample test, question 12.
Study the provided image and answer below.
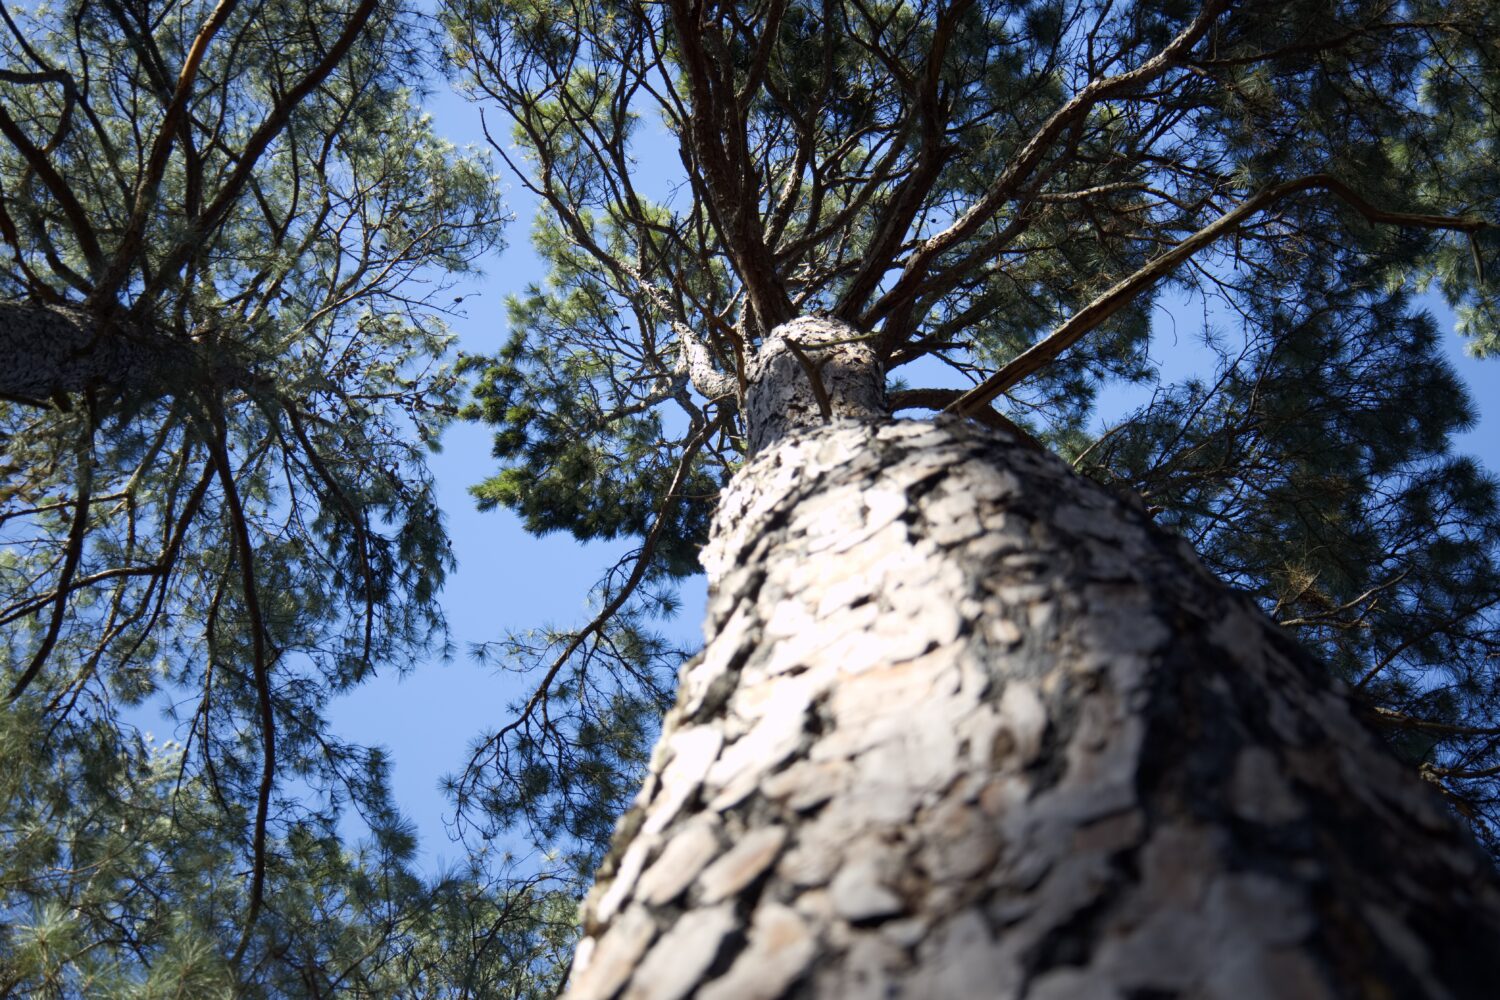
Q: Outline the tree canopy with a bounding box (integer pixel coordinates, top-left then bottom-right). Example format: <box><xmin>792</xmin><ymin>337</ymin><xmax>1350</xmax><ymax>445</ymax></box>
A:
<box><xmin>0</xmin><ymin>1</ymin><xmax>576</xmax><ymax>994</ymax></box>
<box><xmin>3</xmin><ymin>0</ymin><xmax>1500</xmax><ymax>993</ymax></box>
<box><xmin>444</xmin><ymin>0</ymin><xmax>1500</xmax><ymax>868</ymax></box>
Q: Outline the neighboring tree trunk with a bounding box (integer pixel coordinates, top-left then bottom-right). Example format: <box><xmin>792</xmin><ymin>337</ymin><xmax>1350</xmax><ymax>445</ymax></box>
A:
<box><xmin>0</xmin><ymin>300</ymin><xmax>207</xmax><ymax>405</ymax></box>
<box><xmin>563</xmin><ymin>318</ymin><xmax>1500</xmax><ymax>999</ymax></box>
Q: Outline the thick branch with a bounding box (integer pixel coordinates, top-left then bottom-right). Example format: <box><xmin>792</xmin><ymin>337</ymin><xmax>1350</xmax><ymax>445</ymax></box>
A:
<box><xmin>668</xmin><ymin>0</ymin><xmax>793</xmax><ymax>327</ymax></box>
<box><xmin>0</xmin><ymin>104</ymin><xmax>105</xmax><ymax>276</ymax></box>
<box><xmin>861</xmin><ymin>0</ymin><xmax>1229</xmax><ymax>325</ymax></box>
<box><xmin>142</xmin><ymin>0</ymin><xmax>378</xmax><ymax>305</ymax></box>
<box><xmin>834</xmin><ymin>0</ymin><xmax>975</xmax><ymax>319</ymax></box>
<box><xmin>93</xmin><ymin>0</ymin><xmax>240</xmax><ymax>303</ymax></box>
<box><xmin>611</xmin><ymin>259</ymin><xmax>739</xmax><ymax>400</ymax></box>
<box><xmin>0</xmin><ymin>301</ymin><xmax>159</xmax><ymax>402</ymax></box>
<box><xmin>0</xmin><ymin>300</ymin><xmax>259</xmax><ymax>403</ymax></box>
<box><xmin>672</xmin><ymin>321</ymin><xmax>739</xmax><ymax>400</ymax></box>
<box><xmin>1366</xmin><ymin>707</ymin><xmax>1500</xmax><ymax>739</ymax></box>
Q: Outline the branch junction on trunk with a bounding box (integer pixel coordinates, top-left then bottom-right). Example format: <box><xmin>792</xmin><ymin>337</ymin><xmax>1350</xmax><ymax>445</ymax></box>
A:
<box><xmin>744</xmin><ymin>316</ymin><xmax>888</xmax><ymax>454</ymax></box>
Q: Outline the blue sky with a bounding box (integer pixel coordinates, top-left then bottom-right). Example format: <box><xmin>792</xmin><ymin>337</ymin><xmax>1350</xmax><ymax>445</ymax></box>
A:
<box><xmin>323</xmin><ymin>85</ymin><xmax>705</xmax><ymax>871</ymax></box>
<box><xmin>324</xmin><ymin>76</ymin><xmax>1500</xmax><ymax>873</ymax></box>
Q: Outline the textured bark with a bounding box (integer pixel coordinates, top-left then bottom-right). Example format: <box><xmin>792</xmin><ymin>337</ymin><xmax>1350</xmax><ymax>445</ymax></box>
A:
<box><xmin>564</xmin><ymin>320</ymin><xmax>1500</xmax><ymax>999</ymax></box>
<box><xmin>744</xmin><ymin>316</ymin><xmax>885</xmax><ymax>454</ymax></box>
<box><xmin>0</xmin><ymin>300</ymin><xmax>198</xmax><ymax>404</ymax></box>
<box><xmin>673</xmin><ymin>323</ymin><xmax>739</xmax><ymax>402</ymax></box>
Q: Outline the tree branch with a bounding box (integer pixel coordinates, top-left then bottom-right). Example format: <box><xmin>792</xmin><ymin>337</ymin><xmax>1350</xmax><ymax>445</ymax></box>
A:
<box><xmin>782</xmin><ymin>336</ymin><xmax>834</xmax><ymax>419</ymax></box>
<box><xmin>946</xmin><ymin>174</ymin><xmax>1493</xmax><ymax>417</ymax></box>
<box><xmin>471</xmin><ymin>418</ymin><xmax>714</xmax><ymax>760</ymax></box>
<box><xmin>92</xmin><ymin>0</ymin><xmax>240</xmax><ymax>303</ymax></box>
<box><xmin>1366</xmin><ymin>707</ymin><xmax>1500</xmax><ymax>739</ymax></box>
<box><xmin>206</xmin><ymin>412</ymin><xmax>276</xmax><ymax>970</ymax></box>
<box><xmin>890</xmin><ymin>387</ymin><xmax>1046</xmax><ymax>452</ymax></box>
<box><xmin>0</xmin><ymin>105</ymin><xmax>105</xmax><ymax>277</ymax></box>
<box><xmin>861</xmin><ymin>0</ymin><xmax>1229</xmax><ymax>326</ymax></box>
<box><xmin>143</xmin><ymin>0</ymin><xmax>378</xmax><ymax>306</ymax></box>
<box><xmin>6</xmin><ymin>417</ymin><xmax>92</xmax><ymax>702</ymax></box>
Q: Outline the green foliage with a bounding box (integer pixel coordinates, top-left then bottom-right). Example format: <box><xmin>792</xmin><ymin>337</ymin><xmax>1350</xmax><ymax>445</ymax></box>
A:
<box><xmin>464</xmin><ymin>292</ymin><xmax>719</xmax><ymax>578</ymax></box>
<box><xmin>453</xmin><ymin>599</ymin><xmax>684</xmax><ymax>878</ymax></box>
<box><xmin>0</xmin><ymin>1</ymin><xmax>575</xmax><ymax>994</ymax></box>
<box><xmin>0</xmin><ymin>703</ymin><xmax>578</xmax><ymax>998</ymax></box>
<box><xmin>1074</xmin><ymin>271</ymin><xmax>1500</xmax><ymax>835</ymax></box>
<box><xmin>7</xmin><ymin>0</ymin><xmax>1497</xmax><ymax>989</ymax></box>
<box><xmin>446</xmin><ymin>0</ymin><xmax>1500</xmax><ymax>867</ymax></box>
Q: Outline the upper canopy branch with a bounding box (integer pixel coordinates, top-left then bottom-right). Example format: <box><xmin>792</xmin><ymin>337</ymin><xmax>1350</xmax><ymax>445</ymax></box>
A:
<box><xmin>833</xmin><ymin>0</ymin><xmax>977</xmax><ymax>317</ymax></box>
<box><xmin>668</xmin><ymin>0</ymin><xmax>795</xmax><ymax>328</ymax></box>
<box><xmin>627</xmin><ymin>264</ymin><xmax>740</xmax><ymax>401</ymax></box>
<box><xmin>945</xmin><ymin>173</ymin><xmax>1496</xmax><ymax>417</ymax></box>
<box><xmin>91</xmin><ymin>0</ymin><xmax>241</xmax><ymax>306</ymax></box>
<box><xmin>848</xmin><ymin>0</ymin><xmax>1231</xmax><ymax>328</ymax></box>
<box><xmin>125</xmin><ymin>0</ymin><xmax>379</xmax><ymax>311</ymax></box>
<box><xmin>0</xmin><ymin>102</ymin><xmax>105</xmax><ymax>276</ymax></box>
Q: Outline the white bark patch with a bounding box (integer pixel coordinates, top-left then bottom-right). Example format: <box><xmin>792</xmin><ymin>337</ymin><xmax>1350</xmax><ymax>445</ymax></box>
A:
<box><xmin>707</xmin><ymin>678</ymin><xmax>814</xmax><ymax>800</ymax></box>
<box><xmin>760</xmin><ymin>758</ymin><xmax>853</xmax><ymax>812</ymax></box>
<box><xmin>641</xmin><ymin>727</ymin><xmax>723</xmax><ymax>836</ymax></box>
<box><xmin>696</xmin><ymin>825</ymin><xmax>788</xmax><ymax>904</ymax></box>
<box><xmin>697</xmin><ymin>903</ymin><xmax>816</xmax><ymax>1000</ymax></box>
<box><xmin>997</xmin><ymin>680</ymin><xmax>1048</xmax><ymax>765</ymax></box>
<box><xmin>567</xmin><ymin>908</ymin><xmax>658</xmax><ymax>1000</ymax></box>
<box><xmin>594</xmin><ymin>833</ymin><xmax>661</xmax><ymax>925</ymax></box>
<box><xmin>636</xmin><ymin>817</ymin><xmax>722</xmax><ymax>906</ymax></box>
<box><xmin>680</xmin><ymin>605</ymin><xmax>757</xmax><ymax>716</ymax></box>
<box><xmin>623</xmin><ymin>904</ymin><xmax>736</xmax><ymax>1000</ymax></box>
<box><xmin>830</xmin><ymin>858</ymin><xmax>905</xmax><ymax>923</ymax></box>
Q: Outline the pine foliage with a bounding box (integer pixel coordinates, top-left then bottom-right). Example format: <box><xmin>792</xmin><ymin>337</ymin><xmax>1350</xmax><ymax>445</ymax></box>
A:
<box><xmin>446</xmin><ymin>0</ymin><xmax>1500</xmax><ymax>861</ymax></box>
<box><xmin>0</xmin><ymin>1</ymin><xmax>576</xmax><ymax>994</ymax></box>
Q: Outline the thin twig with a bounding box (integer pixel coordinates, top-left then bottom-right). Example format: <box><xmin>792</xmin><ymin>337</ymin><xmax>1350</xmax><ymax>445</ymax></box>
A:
<box><xmin>6</xmin><ymin>414</ymin><xmax>93</xmax><ymax>702</ymax></box>
<box><xmin>473</xmin><ymin>418</ymin><xmax>716</xmax><ymax>760</ymax></box>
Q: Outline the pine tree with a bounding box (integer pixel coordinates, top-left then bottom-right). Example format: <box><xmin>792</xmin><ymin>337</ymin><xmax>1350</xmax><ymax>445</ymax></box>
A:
<box><xmin>0</xmin><ymin>2</ymin><xmax>574</xmax><ymax>994</ymax></box>
<box><xmin>446</xmin><ymin>0</ymin><xmax>1500</xmax><ymax>993</ymax></box>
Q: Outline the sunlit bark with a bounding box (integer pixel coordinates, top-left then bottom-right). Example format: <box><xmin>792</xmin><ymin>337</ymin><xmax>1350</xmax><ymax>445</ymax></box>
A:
<box><xmin>564</xmin><ymin>317</ymin><xmax>1500</xmax><ymax>1000</ymax></box>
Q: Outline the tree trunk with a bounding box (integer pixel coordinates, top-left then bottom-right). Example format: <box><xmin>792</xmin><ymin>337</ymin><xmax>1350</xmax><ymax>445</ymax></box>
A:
<box><xmin>0</xmin><ymin>300</ymin><xmax>204</xmax><ymax>405</ymax></box>
<box><xmin>563</xmin><ymin>318</ymin><xmax>1500</xmax><ymax>1000</ymax></box>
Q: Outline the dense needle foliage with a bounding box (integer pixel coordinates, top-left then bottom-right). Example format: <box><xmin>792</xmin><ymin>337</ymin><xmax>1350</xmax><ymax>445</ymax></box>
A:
<box><xmin>0</xmin><ymin>1</ymin><xmax>578</xmax><ymax>995</ymax></box>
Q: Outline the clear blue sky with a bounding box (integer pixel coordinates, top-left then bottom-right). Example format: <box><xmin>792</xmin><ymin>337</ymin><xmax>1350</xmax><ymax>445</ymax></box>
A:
<box><xmin>324</xmin><ymin>74</ymin><xmax>1500</xmax><ymax>874</ymax></box>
